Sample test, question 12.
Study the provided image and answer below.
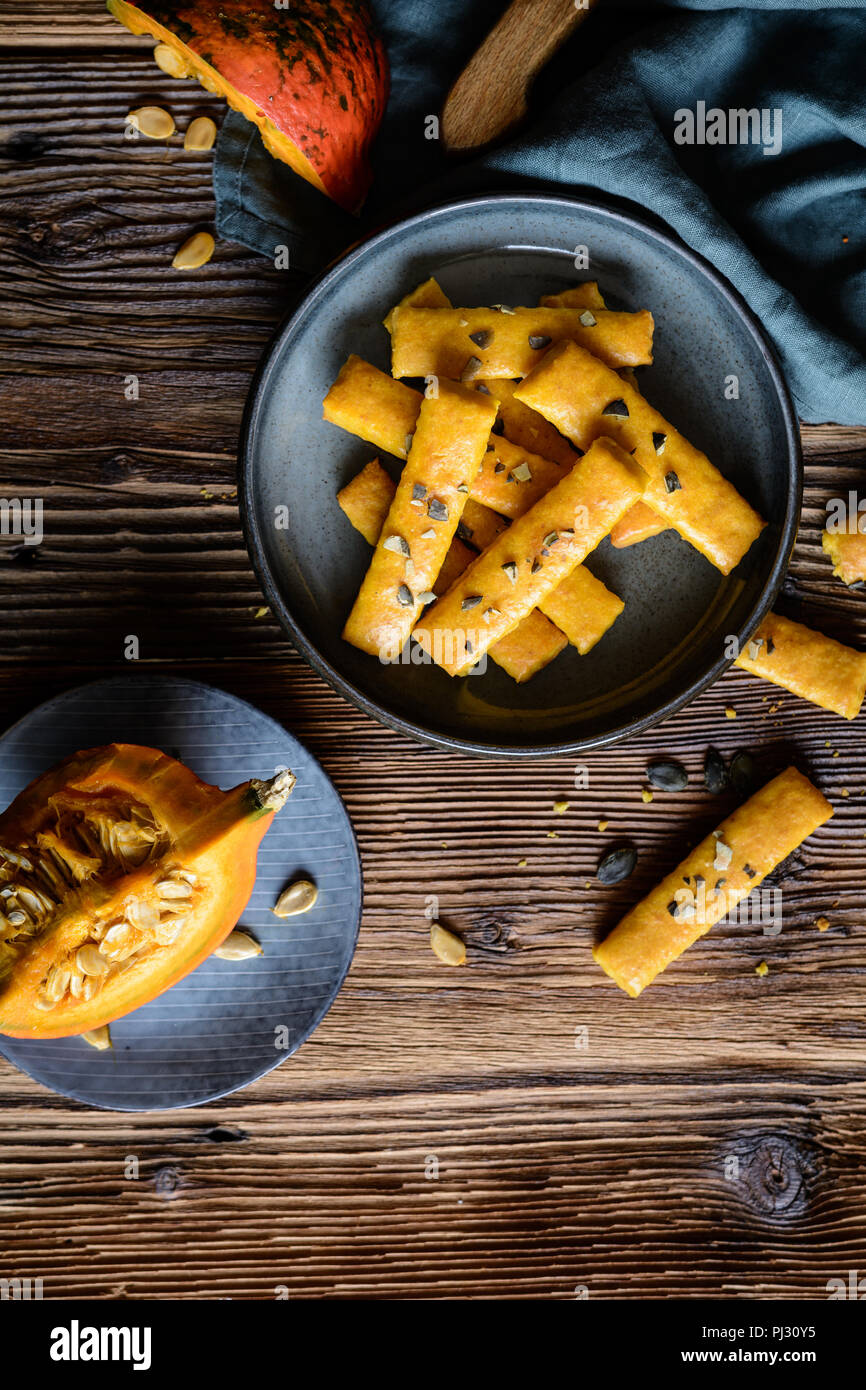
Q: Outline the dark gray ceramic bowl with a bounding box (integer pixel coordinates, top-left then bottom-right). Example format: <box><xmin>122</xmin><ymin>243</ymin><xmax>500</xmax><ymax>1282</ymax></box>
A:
<box><xmin>240</xmin><ymin>193</ymin><xmax>800</xmax><ymax>757</ymax></box>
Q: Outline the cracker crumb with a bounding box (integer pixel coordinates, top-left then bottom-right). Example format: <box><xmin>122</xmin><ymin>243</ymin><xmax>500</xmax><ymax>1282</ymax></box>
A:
<box><xmin>725</xmin><ymin>706</ymin><xmax>737</xmax><ymax>719</ymax></box>
<box><xmin>641</xmin><ymin>788</ymin><xmax>653</xmax><ymax>804</ymax></box>
<box><xmin>597</xmin><ymin>819</ymin><xmax>609</xmax><ymax>832</ymax></box>
<box><xmin>517</xmin><ymin>858</ymin><xmax>527</xmax><ymax>867</ymax></box>
<box><xmin>553</xmin><ymin>800</ymin><xmax>569</xmax><ymax>815</ymax></box>
<box><xmin>254</xmin><ymin>606</ymin><xmax>269</xmax><ymax>619</ymax></box>
<box><xmin>816</xmin><ymin>917</ymin><xmax>831</xmax><ymax>932</ymax></box>
<box><xmin>547</xmin><ymin>830</ymin><xmax>559</xmax><ymax>839</ymax></box>
<box><xmin>755</xmin><ymin>961</ymin><xmax>768</xmax><ymax>977</ymax></box>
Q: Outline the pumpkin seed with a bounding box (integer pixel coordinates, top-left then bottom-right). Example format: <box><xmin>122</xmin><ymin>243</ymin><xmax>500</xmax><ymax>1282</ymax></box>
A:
<box><xmin>6</xmin><ymin>909</ymin><xmax>26</xmax><ymax>927</ymax></box>
<box><xmin>417</xmin><ymin>591</ymin><xmax>437</xmax><ymax>606</ymax></box>
<box><xmin>460</xmin><ymin>356</ymin><xmax>482</xmax><ymax>382</ymax></box>
<box><xmin>412</xmin><ymin>483</ymin><xmax>427</xmax><ymax>501</ymax></box>
<box><xmin>528</xmin><ymin>334</ymin><xmax>552</xmax><ymax>350</ymax></box>
<box><xmin>713</xmin><ymin>839</ymin><xmax>733</xmax><ymax>872</ymax></box>
<box><xmin>597</xmin><ymin>846</ymin><xmax>637</xmax><ymax>885</ymax></box>
<box><xmin>156</xmin><ymin>878</ymin><xmax>192</xmax><ymax>900</ymax></box>
<box><xmin>664</xmin><ymin>470</ymin><xmax>682</xmax><ymax>493</ymax></box>
<box><xmin>491</xmin><ymin>304</ymin><xmax>515</xmax><ymax>314</ymax></box>
<box><xmin>456</xmin><ymin>520</ymin><xmax>473</xmax><ymax>542</ymax></box>
<box><xmin>531</xmin><ymin>558</ymin><xmax>542</xmax><ymax>574</ymax></box>
<box><xmin>172</xmin><ymin>231</ymin><xmax>215</xmax><ymax>270</ymax></box>
<box><xmin>461</xmin><ymin>594</ymin><xmax>482</xmax><ymax>610</ymax></box>
<box><xmin>704</xmin><ymin>748</ymin><xmax>728</xmax><ymax>794</ymax></box>
<box><xmin>184</xmin><ymin>116</ymin><xmax>218</xmax><ymax>152</ymax></box>
<box><xmin>510</xmin><ymin>462</ymin><xmax>532</xmax><ymax>482</ymax></box>
<box><xmin>81</xmin><ymin>1025</ymin><xmax>112</xmax><ymax>1051</ymax></box>
<box><xmin>126</xmin><ymin>106</ymin><xmax>175</xmax><ymax>139</ymax></box>
<box><xmin>430</xmin><ymin>922</ymin><xmax>466</xmax><ymax>966</ymax></box>
<box><xmin>396</xmin><ymin>584</ymin><xmax>413</xmax><ymax>606</ymax></box>
<box><xmin>77</xmin><ymin>945</ymin><xmax>109</xmax><ymax>977</ymax></box>
<box><xmin>602</xmin><ymin>399</ymin><xmax>629</xmax><ymax>418</ymax></box>
<box><xmin>647</xmin><ymin>759</ymin><xmax>688</xmax><ymax>791</ymax></box>
<box><xmin>153</xmin><ymin>43</ymin><xmax>190</xmax><ymax>79</ymax></box>
<box><xmin>273</xmin><ymin>879</ymin><xmax>318</xmax><ymax>917</ymax></box>
<box><xmin>501</xmin><ymin>561</ymin><xmax>518</xmax><ymax>584</ymax></box>
<box><xmin>420</xmin><ymin>528</ymin><xmax>436</xmax><ymax>540</ymax></box>
<box><xmin>652</xmin><ymin>431</ymin><xmax>667</xmax><ymax>454</ymax></box>
<box><xmin>469</xmin><ymin>330</ymin><xmax>492</xmax><ymax>349</ymax></box>
<box><xmin>214</xmin><ymin>930</ymin><xmax>262</xmax><ymax>960</ymax></box>
<box><xmin>428</xmin><ymin>498</ymin><xmax>448</xmax><ymax>521</ymax></box>
<box><xmin>383</xmin><ymin>534</ymin><xmax>410</xmax><ymax>557</ymax></box>
<box><xmin>579</xmin><ymin>310</ymin><xmax>597</xmax><ymax>327</ymax></box>
<box><xmin>729</xmin><ymin>751</ymin><xmax>755</xmax><ymax>795</ymax></box>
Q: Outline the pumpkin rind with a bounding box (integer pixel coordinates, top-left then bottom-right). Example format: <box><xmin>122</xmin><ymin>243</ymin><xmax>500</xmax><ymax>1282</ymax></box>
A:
<box><xmin>106</xmin><ymin>0</ymin><xmax>388</xmax><ymax>212</ymax></box>
<box><xmin>0</xmin><ymin>744</ymin><xmax>294</xmax><ymax>1038</ymax></box>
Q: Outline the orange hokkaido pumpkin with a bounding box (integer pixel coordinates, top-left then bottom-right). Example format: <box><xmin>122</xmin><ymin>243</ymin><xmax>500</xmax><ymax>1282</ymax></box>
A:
<box><xmin>0</xmin><ymin>744</ymin><xmax>294</xmax><ymax>1038</ymax></box>
<box><xmin>106</xmin><ymin>0</ymin><xmax>389</xmax><ymax>212</ymax></box>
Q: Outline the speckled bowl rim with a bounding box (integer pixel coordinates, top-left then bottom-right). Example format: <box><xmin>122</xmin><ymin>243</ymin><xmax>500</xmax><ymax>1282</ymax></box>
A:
<box><xmin>239</xmin><ymin>191</ymin><xmax>802</xmax><ymax>760</ymax></box>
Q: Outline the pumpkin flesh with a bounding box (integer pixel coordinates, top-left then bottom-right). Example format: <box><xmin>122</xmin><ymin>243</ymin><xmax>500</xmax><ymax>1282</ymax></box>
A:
<box><xmin>0</xmin><ymin>744</ymin><xmax>294</xmax><ymax>1038</ymax></box>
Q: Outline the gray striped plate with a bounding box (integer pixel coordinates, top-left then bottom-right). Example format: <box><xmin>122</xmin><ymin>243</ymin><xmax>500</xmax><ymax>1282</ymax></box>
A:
<box><xmin>0</xmin><ymin>676</ymin><xmax>362</xmax><ymax>1110</ymax></box>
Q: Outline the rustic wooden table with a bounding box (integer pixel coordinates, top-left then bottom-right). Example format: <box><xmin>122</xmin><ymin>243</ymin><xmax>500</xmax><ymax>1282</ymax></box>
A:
<box><xmin>1</xmin><ymin>4</ymin><xmax>865</xmax><ymax>1302</ymax></box>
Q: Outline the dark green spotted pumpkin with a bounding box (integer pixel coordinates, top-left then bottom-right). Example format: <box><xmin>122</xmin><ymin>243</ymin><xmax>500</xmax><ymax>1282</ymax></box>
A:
<box><xmin>107</xmin><ymin>0</ymin><xmax>389</xmax><ymax>212</ymax></box>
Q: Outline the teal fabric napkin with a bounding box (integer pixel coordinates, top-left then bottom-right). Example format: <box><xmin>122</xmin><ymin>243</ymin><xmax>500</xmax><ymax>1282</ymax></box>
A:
<box><xmin>214</xmin><ymin>0</ymin><xmax>866</xmax><ymax>424</ymax></box>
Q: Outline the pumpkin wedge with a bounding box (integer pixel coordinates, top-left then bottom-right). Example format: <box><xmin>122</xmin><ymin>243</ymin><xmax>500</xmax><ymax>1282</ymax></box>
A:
<box><xmin>0</xmin><ymin>744</ymin><xmax>295</xmax><ymax>1038</ymax></box>
<box><xmin>106</xmin><ymin>0</ymin><xmax>388</xmax><ymax>212</ymax></box>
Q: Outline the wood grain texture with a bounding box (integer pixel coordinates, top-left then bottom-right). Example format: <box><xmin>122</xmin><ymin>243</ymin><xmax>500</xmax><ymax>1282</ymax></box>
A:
<box><xmin>0</xmin><ymin>23</ymin><xmax>865</xmax><ymax>1301</ymax></box>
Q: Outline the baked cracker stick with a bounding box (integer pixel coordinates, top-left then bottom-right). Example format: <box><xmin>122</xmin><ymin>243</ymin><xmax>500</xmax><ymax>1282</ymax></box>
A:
<box><xmin>478</xmin><ymin>378</ymin><xmax>580</xmax><ymax>468</ymax></box>
<box><xmin>383</xmin><ymin>275</ymin><xmax>450</xmax><ymax>334</ymax></box>
<box><xmin>822</xmin><ymin>526</ymin><xmax>866</xmax><ymax>587</ymax></box>
<box><xmin>539</xmin><ymin>283</ymin><xmax>605</xmax><ymax>310</ymax></box>
<box><xmin>343</xmin><ymin>381</ymin><xmax>497</xmax><ymax>658</ymax></box>
<box><xmin>489</xmin><ymin>609</ymin><xmax>568</xmax><ymax>683</ymax></box>
<box><xmin>457</xmin><ymin>497</ymin><xmax>510</xmax><ymax>551</ymax></box>
<box><xmin>514</xmin><ymin>340</ymin><xmax>765</xmax><ymax>575</ymax></box>
<box><xmin>390</xmin><ymin>305</ymin><xmax>654</xmax><ymax>379</ymax></box>
<box><xmin>538</xmin><ymin>566</ymin><xmax>624</xmax><ymax>653</ymax></box>
<box><xmin>414</xmin><ymin>437</ymin><xmax>646</xmax><ymax>677</ymax></box>
<box><xmin>338</xmin><ymin>460</ymin><xmax>618</xmax><ymax>671</ymax></box>
<box><xmin>323</xmin><ymin>355</ymin><xmax>567</xmax><ymax>519</ymax></box>
<box><xmin>733</xmin><ymin>611</ymin><xmax>866</xmax><ymax>720</ymax></box>
<box><xmin>610</xmin><ymin>500</ymin><xmax>668</xmax><ymax>548</ymax></box>
<box><xmin>593</xmin><ymin>766</ymin><xmax>833</xmax><ymax>997</ymax></box>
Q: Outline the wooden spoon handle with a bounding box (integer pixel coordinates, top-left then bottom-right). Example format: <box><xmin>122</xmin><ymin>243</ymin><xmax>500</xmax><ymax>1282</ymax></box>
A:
<box><xmin>441</xmin><ymin>0</ymin><xmax>601</xmax><ymax>154</ymax></box>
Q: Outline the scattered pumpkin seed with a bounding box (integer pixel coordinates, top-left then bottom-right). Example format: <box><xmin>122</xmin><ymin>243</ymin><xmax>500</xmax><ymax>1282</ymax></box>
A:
<box><xmin>491</xmin><ymin>304</ymin><xmax>515</xmax><ymax>314</ymax></box>
<box><xmin>153</xmin><ymin>43</ymin><xmax>191</xmax><ymax>79</ymax></box>
<box><xmin>729</xmin><ymin>750</ymin><xmax>755</xmax><ymax>795</ymax></box>
<box><xmin>456</xmin><ymin>483</ymin><xmax>469</xmax><ymax>494</ymax></box>
<box><xmin>172</xmin><ymin>231</ymin><xmax>215</xmax><ymax>270</ymax></box>
<box><xmin>456</xmin><ymin>520</ymin><xmax>473</xmax><ymax>542</ymax></box>
<box><xmin>273</xmin><ymin>878</ymin><xmax>318</xmax><ymax>917</ymax></box>
<box><xmin>475</xmin><ymin>383</ymin><xmax>491</xmax><ymax>395</ymax></box>
<box><xmin>579</xmin><ymin>310</ymin><xmax>597</xmax><ymax>327</ymax></box>
<box><xmin>460</xmin><ymin>355</ymin><xmax>482</xmax><ymax>382</ymax></box>
<box><xmin>597</xmin><ymin>846</ymin><xmax>637</xmax><ymax>885</ymax></box>
<box><xmin>214</xmin><ymin>930</ymin><xmax>262</xmax><ymax>960</ymax></box>
<box><xmin>494</xmin><ymin>462</ymin><xmax>505</xmax><ymax>474</ymax></box>
<box><xmin>482</xmin><ymin>606</ymin><xmax>500</xmax><ymax>621</ymax></box>
<box><xmin>602</xmin><ymin>398</ymin><xmax>629</xmax><ymax>418</ymax></box>
<box><xmin>396</xmin><ymin>584</ymin><xmax>414</xmax><ymax>606</ymax></box>
<box><xmin>412</xmin><ymin>483</ymin><xmax>427</xmax><ymax>501</ymax></box>
<box><xmin>184</xmin><ymin>115</ymin><xmax>218</xmax><ymax>152</ymax></box>
<box><xmin>647</xmin><ymin>758</ymin><xmax>688</xmax><ymax>791</ymax></box>
<box><xmin>528</xmin><ymin>334</ymin><xmax>552</xmax><ymax>350</ymax></box>
<box><xmin>420</xmin><ymin>528</ymin><xmax>436</xmax><ymax>540</ymax></box>
<box><xmin>461</xmin><ymin>594</ymin><xmax>482</xmax><ymax>610</ymax></box>
<box><xmin>713</xmin><ymin>839</ymin><xmax>733</xmax><ymax>872</ymax></box>
<box><xmin>418</xmin><ymin>591</ymin><xmax>437</xmax><ymax>605</ymax></box>
<box><xmin>469</xmin><ymin>330</ymin><xmax>492</xmax><ymax>349</ymax></box>
<box><xmin>652</xmin><ymin>431</ymin><xmax>667</xmax><ymax>454</ymax></box>
<box><xmin>126</xmin><ymin>105</ymin><xmax>175</xmax><ymax>139</ymax></box>
<box><xmin>664</xmin><ymin>470</ymin><xmax>681</xmax><ymax>493</ymax></box>
<box><xmin>530</xmin><ymin>558</ymin><xmax>542</xmax><ymax>574</ymax></box>
<box><xmin>501</xmin><ymin>561</ymin><xmax>518</xmax><ymax>584</ymax></box>
<box><xmin>430</xmin><ymin>922</ymin><xmax>466</xmax><ymax>966</ymax></box>
<box><xmin>428</xmin><ymin>499</ymin><xmax>448</xmax><ymax>521</ymax></box>
<box><xmin>744</xmin><ymin>863</ymin><xmax>756</xmax><ymax>878</ymax></box>
<box><xmin>510</xmin><ymin>462</ymin><xmax>532</xmax><ymax>483</ymax></box>
<box><xmin>704</xmin><ymin>748</ymin><xmax>728</xmax><ymax>794</ymax></box>
<box><xmin>81</xmin><ymin>1025</ymin><xmax>112</xmax><ymax>1051</ymax></box>
<box><xmin>404</xmin><ymin>433</ymin><xmax>415</xmax><ymax>454</ymax></box>
<box><xmin>766</xmin><ymin>635</ymin><xmax>776</xmax><ymax>655</ymax></box>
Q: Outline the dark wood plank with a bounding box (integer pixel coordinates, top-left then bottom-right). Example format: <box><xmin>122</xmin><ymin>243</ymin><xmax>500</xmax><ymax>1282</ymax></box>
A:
<box><xmin>1</xmin><ymin>39</ymin><xmax>866</xmax><ymax>1302</ymax></box>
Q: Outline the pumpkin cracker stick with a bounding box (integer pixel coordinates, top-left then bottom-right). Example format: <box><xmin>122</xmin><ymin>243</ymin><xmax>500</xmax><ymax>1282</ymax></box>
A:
<box><xmin>414</xmin><ymin>437</ymin><xmax>645</xmax><ymax>677</ymax></box>
<box><xmin>390</xmin><ymin>305</ymin><xmax>654</xmax><ymax>380</ymax></box>
<box><xmin>323</xmin><ymin>355</ymin><xmax>566</xmax><ymax>518</ymax></box>
<box><xmin>515</xmin><ymin>340</ymin><xmax>765</xmax><ymax>575</ymax></box>
<box><xmin>538</xmin><ymin>283</ymin><xmax>606</xmax><ymax>311</ymax></box>
<box><xmin>733</xmin><ymin>611</ymin><xmax>866</xmax><ymax>720</ymax></box>
<box><xmin>822</xmin><ymin>526</ymin><xmax>866</xmax><ymax>588</ymax></box>
<box><xmin>342</xmin><ymin>382</ymin><xmax>497</xmax><ymax>658</ymax></box>
<box><xmin>609</xmin><ymin>500</ymin><xmax>668</xmax><ymax>548</ymax></box>
<box><xmin>338</xmin><ymin>460</ymin><xmax>621</xmax><ymax>674</ymax></box>
<box><xmin>593</xmin><ymin>767</ymin><xmax>833</xmax><ymax>997</ymax></box>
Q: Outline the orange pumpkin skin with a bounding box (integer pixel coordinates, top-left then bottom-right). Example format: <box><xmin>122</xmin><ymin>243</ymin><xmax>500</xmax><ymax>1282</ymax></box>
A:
<box><xmin>0</xmin><ymin>744</ymin><xmax>294</xmax><ymax>1038</ymax></box>
<box><xmin>107</xmin><ymin>0</ymin><xmax>389</xmax><ymax>212</ymax></box>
